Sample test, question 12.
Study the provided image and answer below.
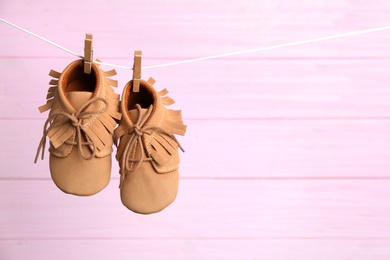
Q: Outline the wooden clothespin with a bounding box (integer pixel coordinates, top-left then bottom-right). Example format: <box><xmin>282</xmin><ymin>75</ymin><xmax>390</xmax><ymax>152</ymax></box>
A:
<box><xmin>132</xmin><ymin>50</ymin><xmax>142</xmax><ymax>92</ymax></box>
<box><xmin>84</xmin><ymin>33</ymin><xmax>93</xmax><ymax>74</ymax></box>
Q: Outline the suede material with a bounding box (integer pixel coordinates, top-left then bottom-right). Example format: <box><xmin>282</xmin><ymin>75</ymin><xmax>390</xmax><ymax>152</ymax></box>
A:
<box><xmin>66</xmin><ymin>91</ymin><xmax>93</xmax><ymax>110</ymax></box>
<box><xmin>50</xmin><ymin>152</ymin><xmax>111</xmax><ymax>196</ymax></box>
<box><xmin>49</xmin><ymin>91</ymin><xmax>110</xmax><ymax>196</ymax></box>
<box><xmin>37</xmin><ymin>59</ymin><xmax>120</xmax><ymax>196</ymax></box>
<box><xmin>120</xmin><ymin>164</ymin><xmax>179</xmax><ymax>214</ymax></box>
<box><xmin>115</xmin><ymin>79</ymin><xmax>186</xmax><ymax>214</ymax></box>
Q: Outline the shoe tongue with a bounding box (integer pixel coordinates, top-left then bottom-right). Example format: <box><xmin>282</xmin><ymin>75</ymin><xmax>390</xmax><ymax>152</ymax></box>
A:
<box><xmin>129</xmin><ymin>106</ymin><xmax>150</xmax><ymax>124</ymax></box>
<box><xmin>66</xmin><ymin>91</ymin><xmax>93</xmax><ymax>110</ymax></box>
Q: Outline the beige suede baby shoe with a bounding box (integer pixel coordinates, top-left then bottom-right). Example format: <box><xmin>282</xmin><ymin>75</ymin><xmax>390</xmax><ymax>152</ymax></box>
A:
<box><xmin>35</xmin><ymin>60</ymin><xmax>121</xmax><ymax>196</ymax></box>
<box><xmin>114</xmin><ymin>77</ymin><xmax>187</xmax><ymax>214</ymax></box>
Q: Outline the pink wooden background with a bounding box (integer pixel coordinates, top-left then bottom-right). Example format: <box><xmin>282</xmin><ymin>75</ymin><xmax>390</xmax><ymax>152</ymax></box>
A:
<box><xmin>1</xmin><ymin>0</ymin><xmax>390</xmax><ymax>259</ymax></box>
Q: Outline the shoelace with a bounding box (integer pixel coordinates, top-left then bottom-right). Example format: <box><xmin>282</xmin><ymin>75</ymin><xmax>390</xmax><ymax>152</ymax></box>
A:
<box><xmin>119</xmin><ymin>104</ymin><xmax>184</xmax><ymax>187</ymax></box>
<box><xmin>34</xmin><ymin>96</ymin><xmax>109</xmax><ymax>163</ymax></box>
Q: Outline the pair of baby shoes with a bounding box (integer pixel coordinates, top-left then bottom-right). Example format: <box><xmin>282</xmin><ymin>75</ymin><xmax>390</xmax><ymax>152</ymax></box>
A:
<box><xmin>34</xmin><ymin>59</ymin><xmax>187</xmax><ymax>214</ymax></box>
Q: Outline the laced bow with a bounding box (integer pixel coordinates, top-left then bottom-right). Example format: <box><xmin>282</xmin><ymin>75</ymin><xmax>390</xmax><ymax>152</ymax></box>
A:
<box><xmin>34</xmin><ymin>96</ymin><xmax>109</xmax><ymax>163</ymax></box>
<box><xmin>119</xmin><ymin>104</ymin><xmax>184</xmax><ymax>187</ymax></box>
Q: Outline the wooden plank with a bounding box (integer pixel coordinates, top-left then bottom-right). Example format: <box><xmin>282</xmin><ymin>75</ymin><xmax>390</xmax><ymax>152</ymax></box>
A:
<box><xmin>1</xmin><ymin>58</ymin><xmax>390</xmax><ymax>120</ymax></box>
<box><xmin>2</xmin><ymin>1</ymin><xmax>390</xmax><ymax>259</ymax></box>
<box><xmin>1</xmin><ymin>179</ymin><xmax>390</xmax><ymax>240</ymax></box>
<box><xmin>1</xmin><ymin>1</ymin><xmax>390</xmax><ymax>58</ymax></box>
<box><xmin>2</xmin><ymin>119</ymin><xmax>390</xmax><ymax>179</ymax></box>
<box><xmin>2</xmin><ymin>239</ymin><xmax>390</xmax><ymax>260</ymax></box>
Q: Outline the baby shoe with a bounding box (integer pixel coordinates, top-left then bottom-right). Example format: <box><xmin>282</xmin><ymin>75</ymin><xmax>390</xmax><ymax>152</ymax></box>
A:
<box><xmin>114</xmin><ymin>77</ymin><xmax>187</xmax><ymax>214</ymax></box>
<box><xmin>35</xmin><ymin>60</ymin><xmax>121</xmax><ymax>196</ymax></box>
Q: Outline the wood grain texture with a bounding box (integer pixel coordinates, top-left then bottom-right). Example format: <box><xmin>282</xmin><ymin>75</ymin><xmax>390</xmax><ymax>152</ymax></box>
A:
<box><xmin>1</xmin><ymin>58</ymin><xmax>390</xmax><ymax>119</ymax></box>
<box><xmin>1</xmin><ymin>179</ymin><xmax>390</xmax><ymax>239</ymax></box>
<box><xmin>1</xmin><ymin>0</ymin><xmax>390</xmax><ymax>259</ymax></box>
<box><xmin>2</xmin><ymin>240</ymin><xmax>390</xmax><ymax>260</ymax></box>
<box><xmin>2</xmin><ymin>119</ymin><xmax>390</xmax><ymax>179</ymax></box>
<box><xmin>1</xmin><ymin>179</ymin><xmax>390</xmax><ymax>259</ymax></box>
<box><xmin>1</xmin><ymin>0</ymin><xmax>390</xmax><ymax>58</ymax></box>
